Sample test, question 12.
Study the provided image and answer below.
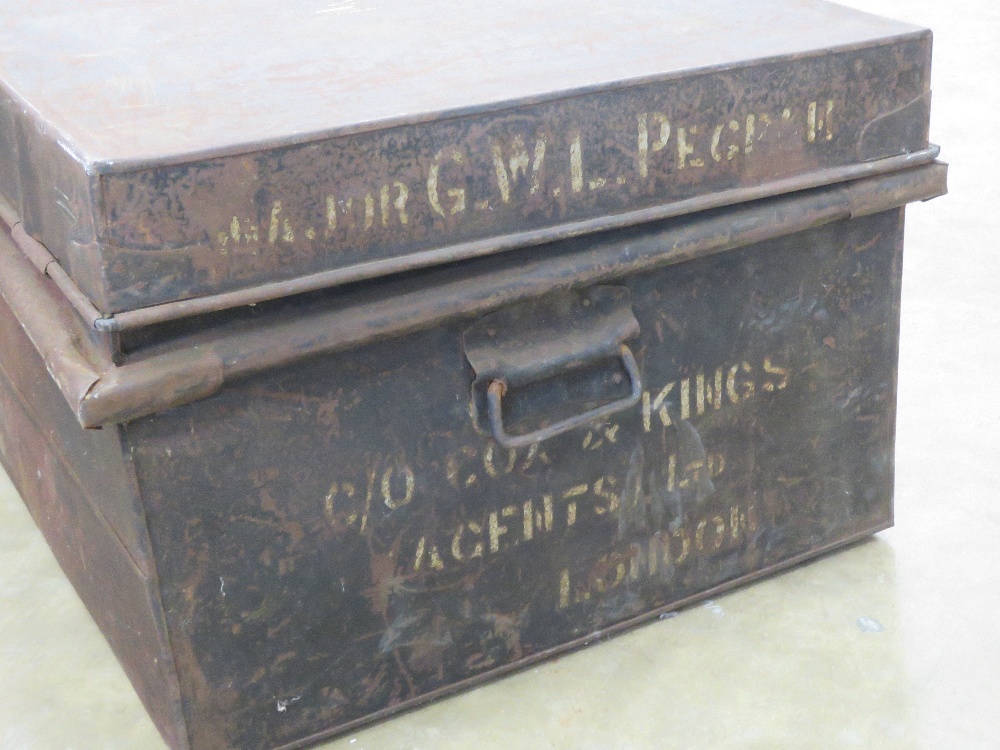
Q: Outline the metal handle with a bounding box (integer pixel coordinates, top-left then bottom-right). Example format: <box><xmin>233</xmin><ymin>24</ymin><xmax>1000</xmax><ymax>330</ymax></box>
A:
<box><xmin>485</xmin><ymin>344</ymin><xmax>642</xmax><ymax>448</ymax></box>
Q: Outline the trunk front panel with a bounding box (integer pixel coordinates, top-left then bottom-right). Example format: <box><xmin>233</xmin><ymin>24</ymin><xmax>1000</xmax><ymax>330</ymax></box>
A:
<box><xmin>126</xmin><ymin>209</ymin><xmax>903</xmax><ymax>750</ymax></box>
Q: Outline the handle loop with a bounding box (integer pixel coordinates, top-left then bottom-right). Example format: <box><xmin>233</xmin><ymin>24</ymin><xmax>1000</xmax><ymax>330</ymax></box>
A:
<box><xmin>485</xmin><ymin>344</ymin><xmax>642</xmax><ymax>448</ymax></box>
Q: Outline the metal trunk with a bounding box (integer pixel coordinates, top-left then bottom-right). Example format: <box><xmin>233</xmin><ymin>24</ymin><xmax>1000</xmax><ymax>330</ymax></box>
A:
<box><xmin>0</xmin><ymin>2</ymin><xmax>946</xmax><ymax>748</ymax></box>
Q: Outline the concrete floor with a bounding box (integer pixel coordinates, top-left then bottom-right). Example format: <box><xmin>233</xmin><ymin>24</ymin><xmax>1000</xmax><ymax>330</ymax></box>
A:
<box><xmin>1</xmin><ymin>0</ymin><xmax>997</xmax><ymax>748</ymax></box>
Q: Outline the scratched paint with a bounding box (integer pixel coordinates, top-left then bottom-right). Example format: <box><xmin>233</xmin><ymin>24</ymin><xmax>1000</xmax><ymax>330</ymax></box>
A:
<box><xmin>95</xmin><ymin>34</ymin><xmax>930</xmax><ymax>311</ymax></box>
<box><xmin>116</xmin><ymin>208</ymin><xmax>904</xmax><ymax>749</ymax></box>
<box><xmin>215</xmin><ymin>102</ymin><xmax>832</xmax><ymax>252</ymax></box>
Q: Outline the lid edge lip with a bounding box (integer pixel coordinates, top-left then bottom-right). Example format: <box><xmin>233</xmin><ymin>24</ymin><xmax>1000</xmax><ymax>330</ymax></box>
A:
<box><xmin>0</xmin><ymin>159</ymin><xmax>946</xmax><ymax>428</ymax></box>
<box><xmin>105</xmin><ymin>146</ymin><xmax>941</xmax><ymax>331</ymax></box>
<box><xmin>98</xmin><ymin>161</ymin><xmax>951</xmax><ymax>427</ymax></box>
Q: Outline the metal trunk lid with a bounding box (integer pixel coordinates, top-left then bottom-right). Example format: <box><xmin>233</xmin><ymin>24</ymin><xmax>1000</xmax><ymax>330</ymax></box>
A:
<box><xmin>0</xmin><ymin>0</ymin><xmax>934</xmax><ymax>327</ymax></box>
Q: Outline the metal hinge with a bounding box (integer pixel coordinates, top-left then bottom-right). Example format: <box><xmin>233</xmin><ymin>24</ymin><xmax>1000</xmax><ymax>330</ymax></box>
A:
<box><xmin>0</xmin><ymin>197</ymin><xmax>119</xmax><ymax>333</ymax></box>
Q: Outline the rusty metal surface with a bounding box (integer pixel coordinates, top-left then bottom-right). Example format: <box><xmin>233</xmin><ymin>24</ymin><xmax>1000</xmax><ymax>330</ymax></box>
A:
<box><xmin>102</xmin><ymin>164</ymin><xmax>952</xmax><ymax>427</ymax></box>
<box><xmin>0</xmin><ymin>6</ymin><xmax>946</xmax><ymax>748</ymax></box>
<box><xmin>93</xmin><ymin>41</ymin><xmax>930</xmax><ymax>312</ymax></box>
<box><xmin>0</xmin><ymin>294</ymin><xmax>147</xmax><ymax>576</ymax></box>
<box><xmin>113</xmin><ymin>207</ymin><xmax>906</xmax><ymax>750</ymax></box>
<box><xmin>0</xmin><ymin>163</ymin><xmax>945</xmax><ymax>431</ymax></box>
<box><xmin>6</xmin><ymin>219</ymin><xmax>109</xmax><ymax>329</ymax></box>
<box><xmin>0</xmin><ymin>224</ymin><xmax>105</xmax><ymax>416</ymax></box>
<box><xmin>464</xmin><ymin>288</ymin><xmax>643</xmax><ymax>447</ymax></box>
<box><xmin>0</xmin><ymin>165</ymin><xmax>944</xmax><ymax>750</ymax></box>
<box><xmin>0</xmin><ymin>2</ymin><xmax>930</xmax><ymax>313</ymax></box>
<box><xmin>0</xmin><ymin>0</ymin><xmax>926</xmax><ymax>162</ymax></box>
<box><xmin>106</xmin><ymin>145</ymin><xmax>940</xmax><ymax>333</ymax></box>
<box><xmin>0</xmin><ymin>293</ymin><xmax>188</xmax><ymax>749</ymax></box>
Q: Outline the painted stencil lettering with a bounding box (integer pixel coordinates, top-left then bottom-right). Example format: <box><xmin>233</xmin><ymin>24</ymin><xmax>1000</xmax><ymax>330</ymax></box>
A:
<box><xmin>214</xmin><ymin>99</ymin><xmax>836</xmax><ymax>252</ymax></box>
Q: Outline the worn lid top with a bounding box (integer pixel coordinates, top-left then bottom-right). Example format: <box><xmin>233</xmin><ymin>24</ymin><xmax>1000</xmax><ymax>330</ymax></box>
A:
<box><xmin>0</xmin><ymin>0</ymin><xmax>922</xmax><ymax>166</ymax></box>
<box><xmin>0</xmin><ymin>0</ymin><xmax>933</xmax><ymax>322</ymax></box>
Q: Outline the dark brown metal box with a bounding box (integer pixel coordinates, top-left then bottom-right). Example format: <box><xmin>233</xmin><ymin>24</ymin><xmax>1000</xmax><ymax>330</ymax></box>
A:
<box><xmin>0</xmin><ymin>1</ymin><xmax>945</xmax><ymax>748</ymax></box>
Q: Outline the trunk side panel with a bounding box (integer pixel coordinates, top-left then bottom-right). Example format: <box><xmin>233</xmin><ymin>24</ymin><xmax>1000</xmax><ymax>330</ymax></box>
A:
<box><xmin>0</xmin><ymin>292</ymin><xmax>188</xmax><ymax>750</ymax></box>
